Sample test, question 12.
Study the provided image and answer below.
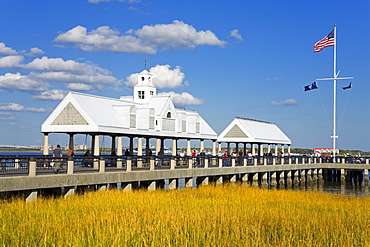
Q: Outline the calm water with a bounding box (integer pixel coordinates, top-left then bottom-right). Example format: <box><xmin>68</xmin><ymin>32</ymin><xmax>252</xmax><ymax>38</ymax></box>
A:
<box><xmin>2</xmin><ymin>151</ymin><xmax>370</xmax><ymax>197</ymax></box>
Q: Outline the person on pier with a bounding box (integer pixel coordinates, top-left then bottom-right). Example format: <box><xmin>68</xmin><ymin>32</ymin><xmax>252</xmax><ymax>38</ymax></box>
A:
<box><xmin>52</xmin><ymin>144</ymin><xmax>63</xmax><ymax>173</ymax></box>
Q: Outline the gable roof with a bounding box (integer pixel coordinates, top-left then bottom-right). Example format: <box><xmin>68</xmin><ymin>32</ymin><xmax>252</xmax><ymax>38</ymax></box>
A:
<box><xmin>217</xmin><ymin>117</ymin><xmax>291</xmax><ymax>145</ymax></box>
<box><xmin>41</xmin><ymin>91</ymin><xmax>217</xmax><ymax>139</ymax></box>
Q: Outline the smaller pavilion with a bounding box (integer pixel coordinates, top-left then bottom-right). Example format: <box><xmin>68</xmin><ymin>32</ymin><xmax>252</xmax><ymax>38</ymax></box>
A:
<box><xmin>217</xmin><ymin>117</ymin><xmax>291</xmax><ymax>155</ymax></box>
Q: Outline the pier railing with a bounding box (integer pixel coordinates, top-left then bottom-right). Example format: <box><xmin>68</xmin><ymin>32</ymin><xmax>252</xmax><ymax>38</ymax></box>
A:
<box><xmin>0</xmin><ymin>155</ymin><xmax>369</xmax><ymax>177</ymax></box>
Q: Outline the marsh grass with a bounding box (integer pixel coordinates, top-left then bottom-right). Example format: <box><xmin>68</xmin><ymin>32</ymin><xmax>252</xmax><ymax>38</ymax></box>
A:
<box><xmin>1</xmin><ymin>184</ymin><xmax>369</xmax><ymax>246</ymax></box>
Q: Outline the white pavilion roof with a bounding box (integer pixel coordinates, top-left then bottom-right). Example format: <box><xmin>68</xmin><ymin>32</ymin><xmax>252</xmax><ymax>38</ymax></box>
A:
<box><xmin>217</xmin><ymin>117</ymin><xmax>291</xmax><ymax>145</ymax></box>
<box><xmin>41</xmin><ymin>91</ymin><xmax>217</xmax><ymax>140</ymax></box>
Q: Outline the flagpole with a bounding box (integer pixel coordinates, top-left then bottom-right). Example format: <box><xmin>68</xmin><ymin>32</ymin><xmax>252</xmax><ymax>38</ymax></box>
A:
<box><xmin>332</xmin><ymin>24</ymin><xmax>337</xmax><ymax>162</ymax></box>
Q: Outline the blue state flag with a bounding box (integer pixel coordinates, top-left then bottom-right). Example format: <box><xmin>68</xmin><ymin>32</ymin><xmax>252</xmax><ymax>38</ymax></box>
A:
<box><xmin>304</xmin><ymin>81</ymin><xmax>318</xmax><ymax>92</ymax></box>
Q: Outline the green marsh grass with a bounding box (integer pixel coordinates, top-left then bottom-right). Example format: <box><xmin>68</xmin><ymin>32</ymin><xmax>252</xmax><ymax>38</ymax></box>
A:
<box><xmin>1</xmin><ymin>184</ymin><xmax>369</xmax><ymax>246</ymax></box>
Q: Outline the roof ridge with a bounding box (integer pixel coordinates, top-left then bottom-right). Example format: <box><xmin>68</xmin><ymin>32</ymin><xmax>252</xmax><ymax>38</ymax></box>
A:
<box><xmin>236</xmin><ymin>116</ymin><xmax>274</xmax><ymax>125</ymax></box>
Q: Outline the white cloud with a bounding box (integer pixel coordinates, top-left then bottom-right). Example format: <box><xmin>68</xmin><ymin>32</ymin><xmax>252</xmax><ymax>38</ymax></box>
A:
<box><xmin>24</xmin><ymin>56</ymin><xmax>120</xmax><ymax>86</ymax></box>
<box><xmin>267</xmin><ymin>77</ymin><xmax>280</xmax><ymax>81</ymax></box>
<box><xmin>33</xmin><ymin>89</ymin><xmax>67</xmax><ymax>100</ymax></box>
<box><xmin>0</xmin><ymin>55</ymin><xmax>24</xmax><ymax>68</ymax></box>
<box><xmin>124</xmin><ymin>64</ymin><xmax>185</xmax><ymax>89</ymax></box>
<box><xmin>55</xmin><ymin>21</ymin><xmax>226</xmax><ymax>54</ymax></box>
<box><xmin>34</xmin><ymin>71</ymin><xmax>119</xmax><ymax>84</ymax></box>
<box><xmin>270</xmin><ymin>99</ymin><xmax>298</xmax><ymax>106</ymax></box>
<box><xmin>55</xmin><ymin>25</ymin><xmax>155</xmax><ymax>54</ymax></box>
<box><xmin>135</xmin><ymin>20</ymin><xmax>227</xmax><ymax>50</ymax></box>
<box><xmin>0</xmin><ymin>43</ymin><xmax>18</xmax><ymax>55</ymax></box>
<box><xmin>157</xmin><ymin>92</ymin><xmax>203</xmax><ymax>108</ymax></box>
<box><xmin>229</xmin><ymin>29</ymin><xmax>243</xmax><ymax>41</ymax></box>
<box><xmin>0</xmin><ymin>103</ymin><xmax>48</xmax><ymax>112</ymax></box>
<box><xmin>24</xmin><ymin>56</ymin><xmax>106</xmax><ymax>73</ymax></box>
<box><xmin>0</xmin><ymin>72</ymin><xmax>48</xmax><ymax>91</ymax></box>
<box><xmin>0</xmin><ymin>55</ymin><xmax>121</xmax><ymax>94</ymax></box>
<box><xmin>27</xmin><ymin>47</ymin><xmax>45</xmax><ymax>56</ymax></box>
<box><xmin>67</xmin><ymin>83</ymin><xmax>92</xmax><ymax>91</ymax></box>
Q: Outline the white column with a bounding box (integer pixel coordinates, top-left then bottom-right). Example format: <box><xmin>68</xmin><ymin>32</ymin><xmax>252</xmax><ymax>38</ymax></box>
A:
<box><xmin>93</xmin><ymin>135</ymin><xmax>100</xmax><ymax>156</ymax></box>
<box><xmin>288</xmin><ymin>144</ymin><xmax>291</xmax><ymax>154</ymax></box>
<box><xmin>93</xmin><ymin>135</ymin><xmax>100</xmax><ymax>169</ymax></box>
<box><xmin>274</xmin><ymin>144</ymin><xmax>278</xmax><ymax>156</ymax></box>
<box><xmin>218</xmin><ymin>142</ymin><xmax>222</xmax><ymax>153</ymax></box>
<box><xmin>187</xmin><ymin>139</ymin><xmax>191</xmax><ymax>156</ymax></box>
<box><xmin>156</xmin><ymin>138</ymin><xmax>161</xmax><ymax>155</ymax></box>
<box><xmin>137</xmin><ymin>138</ymin><xmax>143</xmax><ymax>155</ymax></box>
<box><xmin>251</xmin><ymin>143</ymin><xmax>256</xmax><ymax>156</ymax></box>
<box><xmin>43</xmin><ymin>133</ymin><xmax>49</xmax><ymax>155</ymax></box>
<box><xmin>259</xmin><ymin>144</ymin><xmax>264</xmax><ymax>156</ymax></box>
<box><xmin>267</xmin><ymin>144</ymin><xmax>271</xmax><ymax>154</ymax></box>
<box><xmin>212</xmin><ymin>140</ymin><xmax>216</xmax><ymax>156</ymax></box>
<box><xmin>281</xmin><ymin>144</ymin><xmax>285</xmax><ymax>155</ymax></box>
<box><xmin>117</xmin><ymin>136</ymin><xmax>123</xmax><ymax>156</ymax></box>
<box><xmin>172</xmin><ymin>139</ymin><xmax>177</xmax><ymax>156</ymax></box>
<box><xmin>117</xmin><ymin>136</ymin><xmax>123</xmax><ymax>169</ymax></box>
<box><xmin>200</xmin><ymin>139</ymin><xmax>204</xmax><ymax>152</ymax></box>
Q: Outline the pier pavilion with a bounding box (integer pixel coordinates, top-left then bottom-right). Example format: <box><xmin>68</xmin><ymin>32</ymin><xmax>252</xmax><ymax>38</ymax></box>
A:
<box><xmin>217</xmin><ymin>117</ymin><xmax>291</xmax><ymax>156</ymax></box>
<box><xmin>41</xmin><ymin>69</ymin><xmax>218</xmax><ymax>160</ymax></box>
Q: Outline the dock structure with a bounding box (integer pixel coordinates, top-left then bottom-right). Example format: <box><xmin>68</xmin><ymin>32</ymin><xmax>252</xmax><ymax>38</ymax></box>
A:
<box><xmin>1</xmin><ymin>68</ymin><xmax>366</xmax><ymax>201</ymax></box>
<box><xmin>0</xmin><ymin>155</ymin><xmax>369</xmax><ymax>201</ymax></box>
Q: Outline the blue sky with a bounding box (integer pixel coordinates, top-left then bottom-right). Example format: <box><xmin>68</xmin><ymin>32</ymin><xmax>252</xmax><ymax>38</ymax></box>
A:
<box><xmin>0</xmin><ymin>0</ymin><xmax>369</xmax><ymax>151</ymax></box>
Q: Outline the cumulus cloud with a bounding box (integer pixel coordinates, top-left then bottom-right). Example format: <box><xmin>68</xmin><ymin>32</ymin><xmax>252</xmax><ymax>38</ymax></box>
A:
<box><xmin>134</xmin><ymin>20</ymin><xmax>227</xmax><ymax>50</ymax></box>
<box><xmin>34</xmin><ymin>71</ymin><xmax>119</xmax><ymax>84</ymax></box>
<box><xmin>54</xmin><ymin>21</ymin><xmax>226</xmax><ymax>54</ymax></box>
<box><xmin>0</xmin><ymin>72</ymin><xmax>49</xmax><ymax>91</ymax></box>
<box><xmin>157</xmin><ymin>92</ymin><xmax>203</xmax><ymax>108</ymax></box>
<box><xmin>270</xmin><ymin>99</ymin><xmax>298</xmax><ymax>106</ymax></box>
<box><xmin>124</xmin><ymin>64</ymin><xmax>185</xmax><ymax>89</ymax></box>
<box><xmin>67</xmin><ymin>83</ymin><xmax>93</xmax><ymax>91</ymax></box>
<box><xmin>24</xmin><ymin>56</ymin><xmax>108</xmax><ymax>74</ymax></box>
<box><xmin>55</xmin><ymin>25</ymin><xmax>155</xmax><ymax>54</ymax></box>
<box><xmin>0</xmin><ymin>43</ymin><xmax>18</xmax><ymax>55</ymax></box>
<box><xmin>26</xmin><ymin>47</ymin><xmax>45</xmax><ymax>56</ymax></box>
<box><xmin>0</xmin><ymin>54</ymin><xmax>121</xmax><ymax>96</ymax></box>
<box><xmin>0</xmin><ymin>103</ymin><xmax>48</xmax><ymax>112</ymax></box>
<box><xmin>0</xmin><ymin>55</ymin><xmax>24</xmax><ymax>68</ymax></box>
<box><xmin>229</xmin><ymin>29</ymin><xmax>243</xmax><ymax>41</ymax></box>
<box><xmin>33</xmin><ymin>89</ymin><xmax>67</xmax><ymax>100</ymax></box>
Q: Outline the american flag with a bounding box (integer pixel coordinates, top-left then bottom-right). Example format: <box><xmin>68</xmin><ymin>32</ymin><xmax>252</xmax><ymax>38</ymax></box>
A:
<box><xmin>314</xmin><ymin>29</ymin><xmax>335</xmax><ymax>52</ymax></box>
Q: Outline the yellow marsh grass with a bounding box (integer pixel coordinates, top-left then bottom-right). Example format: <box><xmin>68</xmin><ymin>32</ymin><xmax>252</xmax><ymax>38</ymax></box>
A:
<box><xmin>1</xmin><ymin>184</ymin><xmax>369</xmax><ymax>246</ymax></box>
